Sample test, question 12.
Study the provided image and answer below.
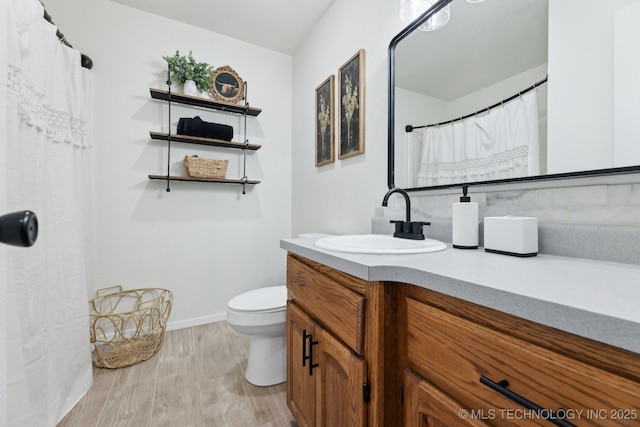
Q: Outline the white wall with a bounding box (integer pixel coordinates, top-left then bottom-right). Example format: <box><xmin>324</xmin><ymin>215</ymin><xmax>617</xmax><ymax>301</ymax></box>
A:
<box><xmin>45</xmin><ymin>0</ymin><xmax>292</xmax><ymax>328</ymax></box>
<box><xmin>547</xmin><ymin>0</ymin><xmax>635</xmax><ymax>174</ymax></box>
<box><xmin>614</xmin><ymin>0</ymin><xmax>640</xmax><ymax>166</ymax></box>
<box><xmin>291</xmin><ymin>0</ymin><xmax>407</xmax><ymax>235</ymax></box>
<box><xmin>448</xmin><ymin>65</ymin><xmax>547</xmax><ymax>119</ymax></box>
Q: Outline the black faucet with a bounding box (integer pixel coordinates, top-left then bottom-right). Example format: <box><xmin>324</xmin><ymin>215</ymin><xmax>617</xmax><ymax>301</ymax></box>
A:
<box><xmin>381</xmin><ymin>188</ymin><xmax>430</xmax><ymax>240</ymax></box>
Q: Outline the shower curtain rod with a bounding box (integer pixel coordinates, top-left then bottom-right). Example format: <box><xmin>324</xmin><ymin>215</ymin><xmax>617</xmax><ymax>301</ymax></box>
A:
<box><xmin>405</xmin><ymin>76</ymin><xmax>547</xmax><ymax>133</ymax></box>
<box><xmin>42</xmin><ymin>7</ymin><xmax>93</xmax><ymax>70</ymax></box>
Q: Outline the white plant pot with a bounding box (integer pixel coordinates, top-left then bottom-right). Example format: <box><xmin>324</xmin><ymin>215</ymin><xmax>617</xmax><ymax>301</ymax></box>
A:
<box><xmin>183</xmin><ymin>80</ymin><xmax>198</xmax><ymax>96</ymax></box>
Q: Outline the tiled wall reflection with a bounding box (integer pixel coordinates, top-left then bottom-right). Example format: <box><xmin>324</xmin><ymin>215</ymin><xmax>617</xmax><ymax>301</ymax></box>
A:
<box><xmin>381</xmin><ymin>183</ymin><xmax>640</xmax><ymax>226</ymax></box>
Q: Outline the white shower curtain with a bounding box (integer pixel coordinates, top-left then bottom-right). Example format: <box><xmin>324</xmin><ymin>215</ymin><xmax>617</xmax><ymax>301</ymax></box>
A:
<box><xmin>399</xmin><ymin>130</ymin><xmax>424</xmax><ymax>188</ymax></box>
<box><xmin>416</xmin><ymin>90</ymin><xmax>540</xmax><ymax>187</ymax></box>
<box><xmin>3</xmin><ymin>0</ymin><xmax>93</xmax><ymax>425</ymax></box>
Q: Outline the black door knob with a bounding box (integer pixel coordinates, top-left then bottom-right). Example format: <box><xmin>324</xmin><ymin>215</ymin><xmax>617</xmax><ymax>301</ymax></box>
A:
<box><xmin>0</xmin><ymin>210</ymin><xmax>38</xmax><ymax>247</ymax></box>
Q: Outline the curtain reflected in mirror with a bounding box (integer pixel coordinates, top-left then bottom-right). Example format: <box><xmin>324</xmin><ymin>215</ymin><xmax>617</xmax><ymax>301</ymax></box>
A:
<box><xmin>416</xmin><ymin>90</ymin><xmax>540</xmax><ymax>187</ymax></box>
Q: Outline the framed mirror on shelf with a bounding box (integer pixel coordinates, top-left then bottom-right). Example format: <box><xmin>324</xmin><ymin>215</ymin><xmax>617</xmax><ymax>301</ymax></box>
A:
<box><xmin>388</xmin><ymin>0</ymin><xmax>640</xmax><ymax>192</ymax></box>
<box><xmin>210</xmin><ymin>65</ymin><xmax>245</xmax><ymax>104</ymax></box>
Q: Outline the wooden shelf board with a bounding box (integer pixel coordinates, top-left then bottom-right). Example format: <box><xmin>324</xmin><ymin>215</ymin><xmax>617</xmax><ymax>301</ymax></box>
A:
<box><xmin>149</xmin><ymin>132</ymin><xmax>261</xmax><ymax>151</ymax></box>
<box><xmin>148</xmin><ymin>175</ymin><xmax>261</xmax><ymax>185</ymax></box>
<box><xmin>149</xmin><ymin>88</ymin><xmax>262</xmax><ymax>116</ymax></box>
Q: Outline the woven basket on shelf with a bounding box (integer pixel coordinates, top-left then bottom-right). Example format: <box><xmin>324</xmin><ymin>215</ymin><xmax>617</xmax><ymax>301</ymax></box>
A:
<box><xmin>184</xmin><ymin>155</ymin><xmax>229</xmax><ymax>179</ymax></box>
<box><xmin>89</xmin><ymin>286</ymin><xmax>173</xmax><ymax>369</ymax></box>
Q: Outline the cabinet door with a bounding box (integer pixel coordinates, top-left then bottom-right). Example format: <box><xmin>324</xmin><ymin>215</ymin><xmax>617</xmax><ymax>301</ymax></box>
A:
<box><xmin>287</xmin><ymin>302</ymin><xmax>317</xmax><ymax>427</ymax></box>
<box><xmin>315</xmin><ymin>325</ymin><xmax>367</xmax><ymax>427</ymax></box>
<box><xmin>404</xmin><ymin>369</ymin><xmax>490</xmax><ymax>427</ymax></box>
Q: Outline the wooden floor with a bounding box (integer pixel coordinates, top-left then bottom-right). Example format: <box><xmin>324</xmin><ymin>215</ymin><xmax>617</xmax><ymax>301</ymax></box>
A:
<box><xmin>57</xmin><ymin>321</ymin><xmax>296</xmax><ymax>427</ymax></box>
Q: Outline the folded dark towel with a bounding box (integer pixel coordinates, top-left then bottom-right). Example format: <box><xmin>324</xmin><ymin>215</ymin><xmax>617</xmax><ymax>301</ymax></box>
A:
<box><xmin>177</xmin><ymin>116</ymin><xmax>234</xmax><ymax>141</ymax></box>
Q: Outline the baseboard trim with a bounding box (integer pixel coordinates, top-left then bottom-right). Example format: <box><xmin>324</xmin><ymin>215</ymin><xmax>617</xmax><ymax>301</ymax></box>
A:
<box><xmin>166</xmin><ymin>313</ymin><xmax>226</xmax><ymax>331</ymax></box>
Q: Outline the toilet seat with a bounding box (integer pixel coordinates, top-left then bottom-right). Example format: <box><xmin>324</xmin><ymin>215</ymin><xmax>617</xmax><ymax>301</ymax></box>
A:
<box><xmin>227</xmin><ymin>286</ymin><xmax>287</xmax><ymax>327</ymax></box>
<box><xmin>228</xmin><ymin>286</ymin><xmax>287</xmax><ymax>313</ymax></box>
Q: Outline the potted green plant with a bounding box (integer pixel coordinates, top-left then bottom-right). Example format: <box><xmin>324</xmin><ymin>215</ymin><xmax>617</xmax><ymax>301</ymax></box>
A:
<box><xmin>162</xmin><ymin>50</ymin><xmax>213</xmax><ymax>96</ymax></box>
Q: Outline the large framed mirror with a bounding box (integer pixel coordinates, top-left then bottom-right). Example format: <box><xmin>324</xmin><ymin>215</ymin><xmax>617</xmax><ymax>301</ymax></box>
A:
<box><xmin>388</xmin><ymin>0</ymin><xmax>640</xmax><ymax>191</ymax></box>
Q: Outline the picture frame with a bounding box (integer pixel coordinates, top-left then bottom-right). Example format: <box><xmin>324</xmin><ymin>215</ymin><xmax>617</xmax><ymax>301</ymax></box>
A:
<box><xmin>210</xmin><ymin>65</ymin><xmax>245</xmax><ymax>104</ymax></box>
<box><xmin>315</xmin><ymin>75</ymin><xmax>335</xmax><ymax>166</ymax></box>
<box><xmin>338</xmin><ymin>49</ymin><xmax>365</xmax><ymax>159</ymax></box>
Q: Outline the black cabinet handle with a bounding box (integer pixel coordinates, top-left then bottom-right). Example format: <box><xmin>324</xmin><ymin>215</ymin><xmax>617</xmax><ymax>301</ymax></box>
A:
<box><xmin>302</xmin><ymin>330</ymin><xmax>319</xmax><ymax>375</ymax></box>
<box><xmin>308</xmin><ymin>336</ymin><xmax>319</xmax><ymax>376</ymax></box>
<box><xmin>302</xmin><ymin>329</ymin><xmax>311</xmax><ymax>367</ymax></box>
<box><xmin>480</xmin><ymin>376</ymin><xmax>575</xmax><ymax>427</ymax></box>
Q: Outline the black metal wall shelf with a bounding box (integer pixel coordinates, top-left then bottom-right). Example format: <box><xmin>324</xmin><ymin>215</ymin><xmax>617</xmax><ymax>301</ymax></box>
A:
<box><xmin>148</xmin><ymin>175</ymin><xmax>261</xmax><ymax>185</ymax></box>
<box><xmin>149</xmin><ymin>88</ymin><xmax>262</xmax><ymax>116</ymax></box>
<box><xmin>149</xmin><ymin>131</ymin><xmax>262</xmax><ymax>151</ymax></box>
<box><xmin>148</xmin><ymin>74</ymin><xmax>262</xmax><ymax>194</ymax></box>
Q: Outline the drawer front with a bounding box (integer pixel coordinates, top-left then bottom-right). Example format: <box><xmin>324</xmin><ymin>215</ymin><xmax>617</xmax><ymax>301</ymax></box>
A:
<box><xmin>287</xmin><ymin>255</ymin><xmax>365</xmax><ymax>354</ymax></box>
<box><xmin>406</xmin><ymin>298</ymin><xmax>640</xmax><ymax>426</ymax></box>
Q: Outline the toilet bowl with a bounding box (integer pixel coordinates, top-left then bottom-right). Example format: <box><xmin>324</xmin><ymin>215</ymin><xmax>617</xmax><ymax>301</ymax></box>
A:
<box><xmin>226</xmin><ymin>286</ymin><xmax>287</xmax><ymax>386</ymax></box>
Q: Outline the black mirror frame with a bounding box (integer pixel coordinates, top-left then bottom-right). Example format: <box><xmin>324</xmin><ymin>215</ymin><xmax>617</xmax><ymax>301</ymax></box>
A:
<box><xmin>387</xmin><ymin>0</ymin><xmax>640</xmax><ymax>192</ymax></box>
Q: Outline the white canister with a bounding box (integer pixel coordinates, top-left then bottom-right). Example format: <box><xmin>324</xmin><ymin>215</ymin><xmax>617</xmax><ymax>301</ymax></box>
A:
<box><xmin>452</xmin><ymin>186</ymin><xmax>478</xmax><ymax>249</ymax></box>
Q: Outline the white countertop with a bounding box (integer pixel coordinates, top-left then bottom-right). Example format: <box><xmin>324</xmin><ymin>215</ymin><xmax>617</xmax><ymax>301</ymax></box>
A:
<box><xmin>281</xmin><ymin>236</ymin><xmax>640</xmax><ymax>354</ymax></box>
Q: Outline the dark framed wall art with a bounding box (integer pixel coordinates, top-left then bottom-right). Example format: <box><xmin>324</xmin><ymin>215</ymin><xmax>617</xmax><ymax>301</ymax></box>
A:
<box><xmin>315</xmin><ymin>75</ymin><xmax>335</xmax><ymax>166</ymax></box>
<box><xmin>338</xmin><ymin>49</ymin><xmax>365</xmax><ymax>159</ymax></box>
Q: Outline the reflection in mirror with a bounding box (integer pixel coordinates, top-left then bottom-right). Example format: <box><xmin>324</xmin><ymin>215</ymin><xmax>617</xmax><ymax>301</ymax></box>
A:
<box><xmin>391</xmin><ymin>0</ymin><xmax>640</xmax><ymax>191</ymax></box>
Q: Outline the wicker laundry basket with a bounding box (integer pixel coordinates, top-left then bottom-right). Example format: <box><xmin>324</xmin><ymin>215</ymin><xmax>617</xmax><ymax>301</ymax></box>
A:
<box><xmin>89</xmin><ymin>286</ymin><xmax>173</xmax><ymax>369</ymax></box>
<box><xmin>184</xmin><ymin>155</ymin><xmax>229</xmax><ymax>179</ymax></box>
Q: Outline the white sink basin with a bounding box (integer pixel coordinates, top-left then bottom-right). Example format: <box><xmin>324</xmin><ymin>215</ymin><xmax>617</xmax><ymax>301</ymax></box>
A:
<box><xmin>314</xmin><ymin>234</ymin><xmax>447</xmax><ymax>254</ymax></box>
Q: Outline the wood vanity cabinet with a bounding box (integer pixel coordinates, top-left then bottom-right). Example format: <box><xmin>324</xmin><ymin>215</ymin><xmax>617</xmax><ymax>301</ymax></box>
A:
<box><xmin>285</xmin><ymin>254</ymin><xmax>640</xmax><ymax>427</ymax></box>
<box><xmin>286</xmin><ymin>254</ymin><xmax>392</xmax><ymax>427</ymax></box>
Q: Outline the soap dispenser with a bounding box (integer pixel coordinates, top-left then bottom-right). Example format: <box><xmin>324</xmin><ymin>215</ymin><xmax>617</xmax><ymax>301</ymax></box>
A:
<box><xmin>452</xmin><ymin>185</ymin><xmax>478</xmax><ymax>249</ymax></box>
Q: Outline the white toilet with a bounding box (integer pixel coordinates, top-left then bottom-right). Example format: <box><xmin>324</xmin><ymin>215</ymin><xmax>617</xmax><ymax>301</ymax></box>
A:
<box><xmin>226</xmin><ymin>285</ymin><xmax>288</xmax><ymax>386</ymax></box>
